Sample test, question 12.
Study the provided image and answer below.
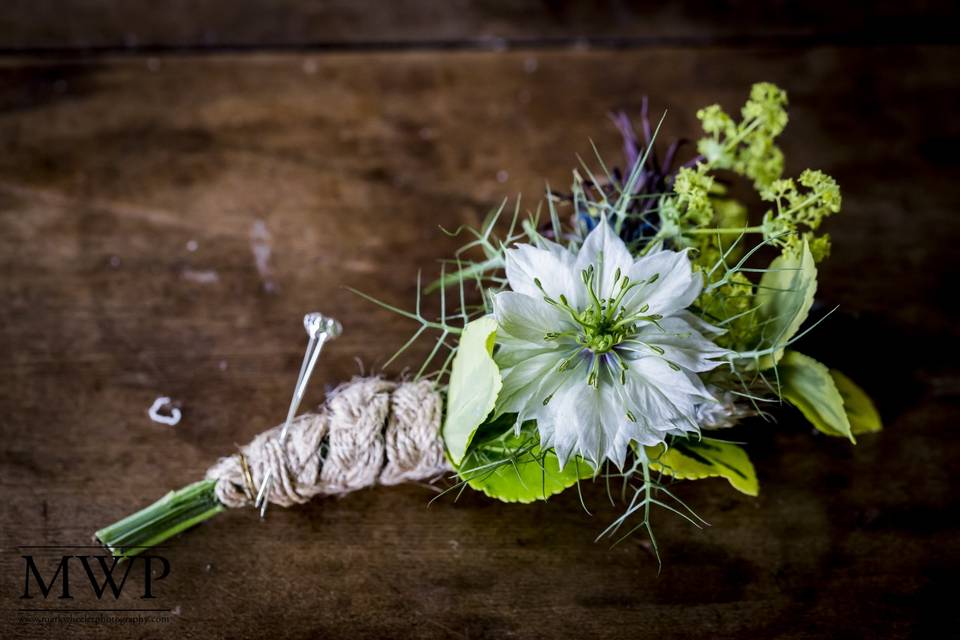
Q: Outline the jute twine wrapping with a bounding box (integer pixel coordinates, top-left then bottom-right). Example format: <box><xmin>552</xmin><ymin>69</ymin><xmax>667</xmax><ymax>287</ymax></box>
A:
<box><xmin>206</xmin><ymin>377</ymin><xmax>450</xmax><ymax>509</ymax></box>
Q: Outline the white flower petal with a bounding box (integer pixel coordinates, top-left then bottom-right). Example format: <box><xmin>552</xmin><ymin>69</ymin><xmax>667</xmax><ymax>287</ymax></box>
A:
<box><xmin>537</xmin><ymin>371</ymin><xmax>623</xmax><ymax>468</ymax></box>
<box><xmin>536</xmin><ymin>236</ymin><xmax>574</xmax><ymax>258</ymax></box>
<box><xmin>574</xmin><ymin>219</ymin><xmax>635</xmax><ymax>299</ymax></box>
<box><xmin>624</xmin><ymin>317</ymin><xmax>729</xmax><ymax>373</ymax></box>
<box><xmin>494</xmin><ymin>332</ymin><xmax>557</xmax><ymax>368</ymax></box>
<box><xmin>677</xmin><ymin>310</ymin><xmax>725</xmax><ymax>336</ymax></box>
<box><xmin>505</xmin><ymin>243</ymin><xmax>584</xmax><ymax>308</ymax></box>
<box><xmin>613</xmin><ymin>419</ymin><xmax>674</xmax><ymax>459</ymax></box>
<box><xmin>493</xmin><ymin>291</ymin><xmax>572</xmax><ymax>345</ymax></box>
<box><xmin>623</xmin><ymin>248</ymin><xmax>702</xmax><ymax>318</ymax></box>
<box><xmin>532</xmin><ymin>370</ymin><xmax>581</xmax><ymax>466</ymax></box>
<box><xmin>662</xmin><ymin>419</ymin><xmax>701</xmax><ymax>438</ymax></box>
<box><xmin>625</xmin><ymin>357</ymin><xmax>711</xmax><ymax>422</ymax></box>
<box><xmin>495</xmin><ymin>351</ymin><xmax>567</xmax><ymax>422</ymax></box>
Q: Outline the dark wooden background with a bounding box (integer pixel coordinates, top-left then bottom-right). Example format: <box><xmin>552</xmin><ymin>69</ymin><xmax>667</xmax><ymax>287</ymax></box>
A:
<box><xmin>1</xmin><ymin>2</ymin><xmax>958</xmax><ymax>638</ymax></box>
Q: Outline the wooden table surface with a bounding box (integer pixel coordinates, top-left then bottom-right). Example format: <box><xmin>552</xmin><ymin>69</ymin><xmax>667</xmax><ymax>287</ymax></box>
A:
<box><xmin>1</xmin><ymin>4</ymin><xmax>958</xmax><ymax>638</ymax></box>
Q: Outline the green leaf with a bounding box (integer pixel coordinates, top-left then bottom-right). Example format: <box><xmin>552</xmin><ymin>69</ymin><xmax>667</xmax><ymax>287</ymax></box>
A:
<box><xmin>646</xmin><ymin>438</ymin><xmax>759</xmax><ymax>496</ymax></box>
<box><xmin>754</xmin><ymin>240</ymin><xmax>817</xmax><ymax>369</ymax></box>
<box><xmin>778</xmin><ymin>350</ymin><xmax>855</xmax><ymax>442</ymax></box>
<box><xmin>459</xmin><ymin>430</ymin><xmax>593</xmax><ymax>504</ymax></box>
<box><xmin>830</xmin><ymin>369</ymin><xmax>882</xmax><ymax>435</ymax></box>
<box><xmin>442</xmin><ymin>316</ymin><xmax>502</xmax><ymax>465</ymax></box>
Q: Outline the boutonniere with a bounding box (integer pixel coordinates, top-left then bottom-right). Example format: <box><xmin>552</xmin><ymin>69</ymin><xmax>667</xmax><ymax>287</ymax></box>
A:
<box><xmin>97</xmin><ymin>83</ymin><xmax>880</xmax><ymax>567</ymax></box>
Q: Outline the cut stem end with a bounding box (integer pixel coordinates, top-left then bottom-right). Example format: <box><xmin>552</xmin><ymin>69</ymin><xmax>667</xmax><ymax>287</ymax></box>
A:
<box><xmin>95</xmin><ymin>479</ymin><xmax>225</xmax><ymax>560</ymax></box>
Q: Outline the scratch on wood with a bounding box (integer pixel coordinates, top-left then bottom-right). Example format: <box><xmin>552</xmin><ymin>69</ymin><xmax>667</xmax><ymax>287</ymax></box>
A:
<box><xmin>249</xmin><ymin>218</ymin><xmax>277</xmax><ymax>293</ymax></box>
<box><xmin>181</xmin><ymin>267</ymin><xmax>219</xmax><ymax>285</ymax></box>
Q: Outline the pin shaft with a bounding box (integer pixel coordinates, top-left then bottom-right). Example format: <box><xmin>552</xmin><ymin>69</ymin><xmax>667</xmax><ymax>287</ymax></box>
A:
<box><xmin>255</xmin><ymin>313</ymin><xmax>341</xmax><ymax>517</ymax></box>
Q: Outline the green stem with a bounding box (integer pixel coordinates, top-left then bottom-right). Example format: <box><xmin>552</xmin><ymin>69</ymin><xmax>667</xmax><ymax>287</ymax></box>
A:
<box><xmin>96</xmin><ymin>479</ymin><xmax>225</xmax><ymax>560</ymax></box>
<box><xmin>424</xmin><ymin>256</ymin><xmax>503</xmax><ymax>294</ymax></box>
<box><xmin>722</xmin><ymin>117</ymin><xmax>762</xmax><ymax>152</ymax></box>
<box><xmin>686</xmin><ymin>225</ymin><xmax>764</xmax><ymax>235</ymax></box>
<box><xmin>780</xmin><ymin>193</ymin><xmax>820</xmax><ymax>218</ymax></box>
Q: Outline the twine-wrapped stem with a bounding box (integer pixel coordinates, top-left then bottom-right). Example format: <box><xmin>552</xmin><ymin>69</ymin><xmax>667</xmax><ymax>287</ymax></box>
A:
<box><xmin>96</xmin><ymin>378</ymin><xmax>448</xmax><ymax>558</ymax></box>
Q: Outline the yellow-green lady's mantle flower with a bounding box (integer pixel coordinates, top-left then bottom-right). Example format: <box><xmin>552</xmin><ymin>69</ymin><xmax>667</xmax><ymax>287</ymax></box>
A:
<box><xmin>492</xmin><ymin>221</ymin><xmax>729</xmax><ymax>468</ymax></box>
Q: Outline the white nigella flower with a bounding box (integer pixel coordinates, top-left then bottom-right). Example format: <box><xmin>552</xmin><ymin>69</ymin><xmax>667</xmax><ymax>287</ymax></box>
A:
<box><xmin>492</xmin><ymin>220</ymin><xmax>729</xmax><ymax>468</ymax></box>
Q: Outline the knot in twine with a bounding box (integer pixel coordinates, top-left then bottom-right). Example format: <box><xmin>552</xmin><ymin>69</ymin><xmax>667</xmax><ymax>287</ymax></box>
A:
<box><xmin>206</xmin><ymin>377</ymin><xmax>450</xmax><ymax>509</ymax></box>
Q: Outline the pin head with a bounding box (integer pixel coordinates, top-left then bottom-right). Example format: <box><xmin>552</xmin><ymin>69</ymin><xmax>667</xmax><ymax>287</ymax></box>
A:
<box><xmin>304</xmin><ymin>312</ymin><xmax>342</xmax><ymax>340</ymax></box>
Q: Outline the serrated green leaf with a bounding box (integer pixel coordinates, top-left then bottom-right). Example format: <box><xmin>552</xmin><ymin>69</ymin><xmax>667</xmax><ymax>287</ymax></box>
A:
<box><xmin>830</xmin><ymin>369</ymin><xmax>882</xmax><ymax>435</ymax></box>
<box><xmin>779</xmin><ymin>350</ymin><xmax>855</xmax><ymax>442</ymax></box>
<box><xmin>459</xmin><ymin>430</ymin><xmax>593</xmax><ymax>504</ymax></box>
<box><xmin>646</xmin><ymin>439</ymin><xmax>759</xmax><ymax>496</ymax></box>
<box><xmin>442</xmin><ymin>316</ymin><xmax>502</xmax><ymax>465</ymax></box>
<box><xmin>754</xmin><ymin>240</ymin><xmax>817</xmax><ymax>369</ymax></box>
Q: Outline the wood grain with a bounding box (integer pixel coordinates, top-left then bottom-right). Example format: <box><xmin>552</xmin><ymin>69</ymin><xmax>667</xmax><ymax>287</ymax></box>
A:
<box><xmin>0</xmin><ymin>1</ymin><xmax>956</xmax><ymax>51</ymax></box>
<box><xmin>1</xmin><ymin>46</ymin><xmax>958</xmax><ymax>638</ymax></box>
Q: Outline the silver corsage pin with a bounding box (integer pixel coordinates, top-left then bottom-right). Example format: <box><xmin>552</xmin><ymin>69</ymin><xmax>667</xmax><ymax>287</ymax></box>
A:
<box><xmin>255</xmin><ymin>312</ymin><xmax>342</xmax><ymax>518</ymax></box>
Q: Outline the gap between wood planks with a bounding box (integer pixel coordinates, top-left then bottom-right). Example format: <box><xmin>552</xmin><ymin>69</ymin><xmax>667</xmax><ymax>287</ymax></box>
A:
<box><xmin>0</xmin><ymin>32</ymin><xmax>957</xmax><ymax>59</ymax></box>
